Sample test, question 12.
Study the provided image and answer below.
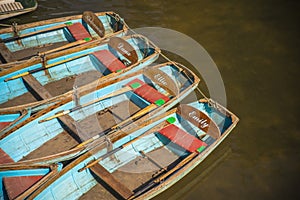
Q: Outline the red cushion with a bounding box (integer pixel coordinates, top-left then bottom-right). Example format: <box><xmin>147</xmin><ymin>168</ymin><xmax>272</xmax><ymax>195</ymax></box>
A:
<box><xmin>92</xmin><ymin>50</ymin><xmax>126</xmax><ymax>72</ymax></box>
<box><xmin>0</xmin><ymin>148</ymin><xmax>13</xmax><ymax>164</ymax></box>
<box><xmin>126</xmin><ymin>78</ymin><xmax>169</xmax><ymax>104</ymax></box>
<box><xmin>158</xmin><ymin>124</ymin><xmax>207</xmax><ymax>153</ymax></box>
<box><xmin>3</xmin><ymin>176</ymin><xmax>43</xmax><ymax>199</ymax></box>
<box><xmin>67</xmin><ymin>22</ymin><xmax>91</xmax><ymax>41</ymax></box>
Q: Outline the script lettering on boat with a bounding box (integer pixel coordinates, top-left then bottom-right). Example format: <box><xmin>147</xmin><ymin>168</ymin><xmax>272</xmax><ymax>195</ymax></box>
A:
<box><xmin>117</xmin><ymin>42</ymin><xmax>131</xmax><ymax>56</ymax></box>
<box><xmin>82</xmin><ymin>11</ymin><xmax>105</xmax><ymax>37</ymax></box>
<box><xmin>189</xmin><ymin>111</ymin><xmax>209</xmax><ymax>128</ymax></box>
<box><xmin>144</xmin><ymin>68</ymin><xmax>179</xmax><ymax>97</ymax></box>
<box><xmin>177</xmin><ymin>104</ymin><xmax>221</xmax><ymax>139</ymax></box>
<box><xmin>108</xmin><ymin>37</ymin><xmax>138</xmax><ymax>64</ymax></box>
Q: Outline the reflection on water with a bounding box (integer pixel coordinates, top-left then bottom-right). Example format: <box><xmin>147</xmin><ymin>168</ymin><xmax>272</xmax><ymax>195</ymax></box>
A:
<box><xmin>1</xmin><ymin>0</ymin><xmax>299</xmax><ymax>199</ymax></box>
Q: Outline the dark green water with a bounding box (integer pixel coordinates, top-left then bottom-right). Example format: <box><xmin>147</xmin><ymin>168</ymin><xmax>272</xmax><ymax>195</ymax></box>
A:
<box><xmin>2</xmin><ymin>0</ymin><xmax>299</xmax><ymax>199</ymax></box>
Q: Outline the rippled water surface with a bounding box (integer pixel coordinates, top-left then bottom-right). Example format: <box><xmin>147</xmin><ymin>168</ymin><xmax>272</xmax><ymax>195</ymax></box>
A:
<box><xmin>2</xmin><ymin>0</ymin><xmax>299</xmax><ymax>199</ymax></box>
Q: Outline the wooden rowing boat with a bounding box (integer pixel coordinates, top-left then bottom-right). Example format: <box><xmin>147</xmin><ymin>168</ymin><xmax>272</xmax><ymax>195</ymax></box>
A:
<box><xmin>0</xmin><ymin>61</ymin><xmax>199</xmax><ymax>163</ymax></box>
<box><xmin>0</xmin><ymin>11</ymin><xmax>128</xmax><ymax>64</ymax></box>
<box><xmin>0</xmin><ymin>0</ymin><xmax>38</xmax><ymax>20</ymax></box>
<box><xmin>0</xmin><ymin>34</ymin><xmax>160</xmax><ymax>135</ymax></box>
<box><xmin>0</xmin><ymin>98</ymin><xmax>238</xmax><ymax>199</ymax></box>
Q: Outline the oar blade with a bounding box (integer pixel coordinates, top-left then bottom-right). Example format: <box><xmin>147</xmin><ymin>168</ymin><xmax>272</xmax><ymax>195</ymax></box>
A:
<box><xmin>82</xmin><ymin>11</ymin><xmax>105</xmax><ymax>37</ymax></box>
<box><xmin>144</xmin><ymin>68</ymin><xmax>180</xmax><ymax>97</ymax></box>
<box><xmin>108</xmin><ymin>37</ymin><xmax>138</xmax><ymax>64</ymax></box>
<box><xmin>177</xmin><ymin>104</ymin><xmax>221</xmax><ymax>139</ymax></box>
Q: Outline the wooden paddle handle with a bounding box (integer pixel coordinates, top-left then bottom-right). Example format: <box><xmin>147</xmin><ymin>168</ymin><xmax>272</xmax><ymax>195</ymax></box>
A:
<box><xmin>154</xmin><ymin>152</ymin><xmax>197</xmax><ymax>183</ymax></box>
<box><xmin>5</xmin><ymin>52</ymin><xmax>91</xmax><ymax>82</ymax></box>
<box><xmin>39</xmin><ymin>38</ymin><xmax>91</xmax><ymax>56</ymax></box>
<box><xmin>80</xmin><ymin>86</ymin><xmax>132</xmax><ymax>109</ymax></box>
<box><xmin>38</xmin><ymin>86</ymin><xmax>132</xmax><ymax>123</ymax></box>
<box><xmin>112</xmin><ymin>103</ymin><xmax>157</xmax><ymax>130</ymax></box>
<box><xmin>38</xmin><ymin>110</ymin><xmax>69</xmax><ymax>123</ymax></box>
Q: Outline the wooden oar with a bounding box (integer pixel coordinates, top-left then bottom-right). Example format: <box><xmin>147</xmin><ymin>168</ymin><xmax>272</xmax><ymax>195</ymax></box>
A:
<box><xmin>4</xmin><ymin>52</ymin><xmax>90</xmax><ymax>82</ymax></box>
<box><xmin>75</xmin><ymin>101</ymin><xmax>160</xmax><ymax>149</ymax></box>
<box><xmin>75</xmin><ymin>101</ymin><xmax>160</xmax><ymax>150</ymax></box>
<box><xmin>38</xmin><ymin>37</ymin><xmax>92</xmax><ymax>56</ymax></box>
<box><xmin>38</xmin><ymin>86</ymin><xmax>133</xmax><ymax>123</ymax></box>
<box><xmin>78</xmin><ymin>121</ymin><xmax>169</xmax><ymax>172</ymax></box>
<box><xmin>0</xmin><ymin>23</ymin><xmax>68</xmax><ymax>43</ymax></box>
<box><xmin>129</xmin><ymin>152</ymin><xmax>198</xmax><ymax>199</ymax></box>
<box><xmin>111</xmin><ymin>103</ymin><xmax>158</xmax><ymax>130</ymax></box>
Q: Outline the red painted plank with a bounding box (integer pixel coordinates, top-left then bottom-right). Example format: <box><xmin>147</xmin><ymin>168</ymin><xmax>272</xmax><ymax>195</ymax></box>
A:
<box><xmin>126</xmin><ymin>78</ymin><xmax>170</xmax><ymax>104</ymax></box>
<box><xmin>92</xmin><ymin>50</ymin><xmax>126</xmax><ymax>72</ymax></box>
<box><xmin>67</xmin><ymin>22</ymin><xmax>91</xmax><ymax>41</ymax></box>
<box><xmin>0</xmin><ymin>122</ymin><xmax>10</xmax><ymax>131</ymax></box>
<box><xmin>3</xmin><ymin>176</ymin><xmax>43</xmax><ymax>199</ymax></box>
<box><xmin>134</xmin><ymin>84</ymin><xmax>170</xmax><ymax>104</ymax></box>
<box><xmin>158</xmin><ymin>124</ymin><xmax>207</xmax><ymax>153</ymax></box>
<box><xmin>0</xmin><ymin>148</ymin><xmax>13</xmax><ymax>164</ymax></box>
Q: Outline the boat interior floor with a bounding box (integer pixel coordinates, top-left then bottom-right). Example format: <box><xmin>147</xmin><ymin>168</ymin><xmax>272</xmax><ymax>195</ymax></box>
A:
<box><xmin>20</xmin><ymin>100</ymin><xmax>142</xmax><ymax>161</ymax></box>
<box><xmin>0</xmin><ymin>70</ymin><xmax>102</xmax><ymax>108</ymax></box>
<box><xmin>80</xmin><ymin>147</ymin><xmax>180</xmax><ymax>200</ymax></box>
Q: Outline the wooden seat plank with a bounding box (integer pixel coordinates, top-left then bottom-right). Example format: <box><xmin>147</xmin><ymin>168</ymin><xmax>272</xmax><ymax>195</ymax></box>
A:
<box><xmin>57</xmin><ymin>115</ymin><xmax>82</xmax><ymax>141</ymax></box>
<box><xmin>22</xmin><ymin>74</ymin><xmax>53</xmax><ymax>100</ymax></box>
<box><xmin>90</xmin><ymin>163</ymin><xmax>133</xmax><ymax>199</ymax></box>
<box><xmin>0</xmin><ymin>42</ymin><xmax>15</xmax><ymax>63</ymax></box>
<box><xmin>22</xmin><ymin>74</ymin><xmax>81</xmax><ymax>139</ymax></box>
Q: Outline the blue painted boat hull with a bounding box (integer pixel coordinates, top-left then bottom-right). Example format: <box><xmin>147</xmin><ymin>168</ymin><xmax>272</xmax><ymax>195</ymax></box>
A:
<box><xmin>21</xmin><ymin>99</ymin><xmax>238</xmax><ymax>200</ymax></box>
